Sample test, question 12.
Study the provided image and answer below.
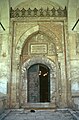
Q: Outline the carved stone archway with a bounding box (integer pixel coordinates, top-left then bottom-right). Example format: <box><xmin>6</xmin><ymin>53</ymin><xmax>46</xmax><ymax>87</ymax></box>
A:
<box><xmin>15</xmin><ymin>25</ymin><xmax>58</xmax><ymax>56</ymax></box>
<box><xmin>20</xmin><ymin>56</ymin><xmax>57</xmax><ymax>108</ymax></box>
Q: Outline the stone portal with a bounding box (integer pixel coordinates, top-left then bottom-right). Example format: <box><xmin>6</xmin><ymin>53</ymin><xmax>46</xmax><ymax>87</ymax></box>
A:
<box><xmin>21</xmin><ymin>57</ymin><xmax>56</xmax><ymax>108</ymax></box>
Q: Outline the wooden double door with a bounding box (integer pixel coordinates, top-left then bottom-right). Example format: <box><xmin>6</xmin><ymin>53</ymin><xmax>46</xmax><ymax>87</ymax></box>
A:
<box><xmin>27</xmin><ymin>64</ymin><xmax>50</xmax><ymax>103</ymax></box>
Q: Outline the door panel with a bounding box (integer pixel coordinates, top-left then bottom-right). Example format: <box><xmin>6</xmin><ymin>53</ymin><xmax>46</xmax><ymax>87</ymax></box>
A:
<box><xmin>27</xmin><ymin>65</ymin><xmax>40</xmax><ymax>102</ymax></box>
<box><xmin>27</xmin><ymin>64</ymin><xmax>50</xmax><ymax>103</ymax></box>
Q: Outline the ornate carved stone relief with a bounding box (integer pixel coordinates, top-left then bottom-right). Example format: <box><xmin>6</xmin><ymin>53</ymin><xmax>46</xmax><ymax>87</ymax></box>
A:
<box><xmin>22</xmin><ymin>32</ymin><xmax>57</xmax><ymax>56</ymax></box>
<box><xmin>14</xmin><ymin>21</ymin><xmax>63</xmax><ymax>57</ymax></box>
<box><xmin>38</xmin><ymin>23</ymin><xmax>63</xmax><ymax>52</ymax></box>
<box><xmin>10</xmin><ymin>7</ymin><xmax>67</xmax><ymax>18</ymax></box>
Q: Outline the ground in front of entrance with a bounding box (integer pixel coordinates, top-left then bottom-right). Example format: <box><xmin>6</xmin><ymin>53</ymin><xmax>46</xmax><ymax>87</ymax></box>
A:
<box><xmin>0</xmin><ymin>109</ymin><xmax>77</xmax><ymax>120</ymax></box>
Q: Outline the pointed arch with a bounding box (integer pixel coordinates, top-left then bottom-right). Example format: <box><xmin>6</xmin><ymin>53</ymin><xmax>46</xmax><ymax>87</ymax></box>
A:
<box><xmin>16</xmin><ymin>25</ymin><xmax>57</xmax><ymax>55</ymax></box>
<box><xmin>21</xmin><ymin>56</ymin><xmax>56</xmax><ymax>104</ymax></box>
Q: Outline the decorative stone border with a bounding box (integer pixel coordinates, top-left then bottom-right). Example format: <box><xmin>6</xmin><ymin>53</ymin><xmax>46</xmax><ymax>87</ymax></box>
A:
<box><xmin>10</xmin><ymin>7</ymin><xmax>67</xmax><ymax>18</ymax></box>
<box><xmin>21</xmin><ymin>56</ymin><xmax>56</xmax><ymax>105</ymax></box>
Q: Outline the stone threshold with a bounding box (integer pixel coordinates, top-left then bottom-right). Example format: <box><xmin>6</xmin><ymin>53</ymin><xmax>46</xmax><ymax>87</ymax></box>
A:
<box><xmin>21</xmin><ymin>102</ymin><xmax>56</xmax><ymax>109</ymax></box>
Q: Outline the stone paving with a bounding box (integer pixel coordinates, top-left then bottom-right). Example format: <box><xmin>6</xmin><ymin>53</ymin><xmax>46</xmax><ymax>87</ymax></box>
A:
<box><xmin>0</xmin><ymin>109</ymin><xmax>77</xmax><ymax>120</ymax></box>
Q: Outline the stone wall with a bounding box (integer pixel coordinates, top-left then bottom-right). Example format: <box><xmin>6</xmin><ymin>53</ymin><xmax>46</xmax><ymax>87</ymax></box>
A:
<box><xmin>0</xmin><ymin>0</ymin><xmax>10</xmax><ymax>109</ymax></box>
<box><xmin>0</xmin><ymin>93</ymin><xmax>7</xmax><ymax>114</ymax></box>
<box><xmin>68</xmin><ymin>0</ymin><xmax>79</xmax><ymax>109</ymax></box>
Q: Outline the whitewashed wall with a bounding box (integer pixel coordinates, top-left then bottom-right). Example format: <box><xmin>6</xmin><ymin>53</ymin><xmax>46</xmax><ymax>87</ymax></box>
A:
<box><xmin>0</xmin><ymin>0</ymin><xmax>10</xmax><ymax>95</ymax></box>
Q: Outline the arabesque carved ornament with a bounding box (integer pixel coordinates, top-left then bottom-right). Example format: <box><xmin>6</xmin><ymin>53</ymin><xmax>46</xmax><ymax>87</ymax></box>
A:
<box><xmin>10</xmin><ymin>7</ymin><xmax>67</xmax><ymax>18</ymax></box>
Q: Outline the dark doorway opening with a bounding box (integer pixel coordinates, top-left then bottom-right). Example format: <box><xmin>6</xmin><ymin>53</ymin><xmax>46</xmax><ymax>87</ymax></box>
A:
<box><xmin>27</xmin><ymin>64</ymin><xmax>50</xmax><ymax>103</ymax></box>
<box><xmin>39</xmin><ymin>65</ymin><xmax>50</xmax><ymax>102</ymax></box>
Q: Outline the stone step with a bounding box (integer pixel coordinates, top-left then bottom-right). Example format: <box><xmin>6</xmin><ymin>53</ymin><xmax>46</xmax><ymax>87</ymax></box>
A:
<box><xmin>21</xmin><ymin>103</ymin><xmax>56</xmax><ymax>109</ymax></box>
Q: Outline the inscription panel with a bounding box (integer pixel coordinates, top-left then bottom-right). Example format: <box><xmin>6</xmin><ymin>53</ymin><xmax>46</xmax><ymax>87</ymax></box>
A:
<box><xmin>30</xmin><ymin>44</ymin><xmax>47</xmax><ymax>54</ymax></box>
